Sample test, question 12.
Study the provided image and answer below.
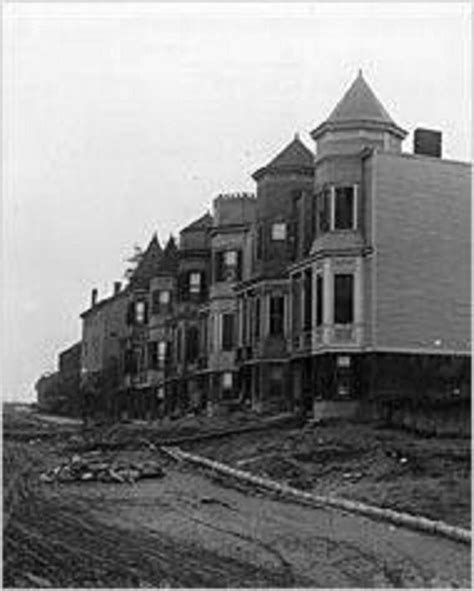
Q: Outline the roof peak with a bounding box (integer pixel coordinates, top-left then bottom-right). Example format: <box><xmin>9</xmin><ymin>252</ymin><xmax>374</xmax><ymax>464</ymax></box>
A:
<box><xmin>253</xmin><ymin>135</ymin><xmax>314</xmax><ymax>180</ymax></box>
<box><xmin>327</xmin><ymin>72</ymin><xmax>394</xmax><ymax>125</ymax></box>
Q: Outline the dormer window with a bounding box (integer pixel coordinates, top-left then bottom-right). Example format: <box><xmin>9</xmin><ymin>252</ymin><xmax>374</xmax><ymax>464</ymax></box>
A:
<box><xmin>271</xmin><ymin>223</ymin><xmax>287</xmax><ymax>241</ymax></box>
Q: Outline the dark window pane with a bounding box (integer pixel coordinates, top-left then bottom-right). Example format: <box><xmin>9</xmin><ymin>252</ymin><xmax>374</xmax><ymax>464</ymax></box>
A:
<box><xmin>292</xmin><ymin>276</ymin><xmax>301</xmax><ymax>332</ymax></box>
<box><xmin>148</xmin><ymin>342</ymin><xmax>158</xmax><ymax>370</ymax></box>
<box><xmin>269</xmin><ymin>296</ymin><xmax>285</xmax><ymax>335</ymax></box>
<box><xmin>318</xmin><ymin>190</ymin><xmax>331</xmax><ymax>233</ymax></box>
<box><xmin>186</xmin><ymin>326</ymin><xmax>199</xmax><ymax>362</ymax></box>
<box><xmin>334</xmin><ymin>274</ymin><xmax>354</xmax><ymax>324</ymax></box>
<box><xmin>152</xmin><ymin>290</ymin><xmax>161</xmax><ymax>315</ymax></box>
<box><xmin>303</xmin><ymin>269</ymin><xmax>312</xmax><ymax>330</ymax></box>
<box><xmin>334</xmin><ymin>187</ymin><xmax>354</xmax><ymax>230</ymax></box>
<box><xmin>256</xmin><ymin>226</ymin><xmax>263</xmax><ymax>259</ymax></box>
<box><xmin>222</xmin><ymin>314</ymin><xmax>235</xmax><ymax>351</ymax></box>
<box><xmin>316</xmin><ymin>275</ymin><xmax>324</xmax><ymax>326</ymax></box>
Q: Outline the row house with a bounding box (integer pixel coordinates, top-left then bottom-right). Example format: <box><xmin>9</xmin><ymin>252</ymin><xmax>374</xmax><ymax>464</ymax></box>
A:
<box><xmin>285</xmin><ymin>71</ymin><xmax>471</xmax><ymax>420</ymax></box>
<box><xmin>79</xmin><ymin>71</ymin><xmax>470</xmax><ymax>422</ymax></box>
<box><xmin>205</xmin><ymin>193</ymin><xmax>256</xmax><ymax>411</ymax></box>
<box><xmin>36</xmin><ymin>341</ymin><xmax>82</xmax><ymax>416</ymax></box>
<box><xmin>235</xmin><ymin>135</ymin><xmax>315</xmax><ymax>413</ymax></box>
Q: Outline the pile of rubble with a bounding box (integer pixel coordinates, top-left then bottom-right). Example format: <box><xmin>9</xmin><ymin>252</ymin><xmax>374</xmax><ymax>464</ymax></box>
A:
<box><xmin>40</xmin><ymin>454</ymin><xmax>165</xmax><ymax>484</ymax></box>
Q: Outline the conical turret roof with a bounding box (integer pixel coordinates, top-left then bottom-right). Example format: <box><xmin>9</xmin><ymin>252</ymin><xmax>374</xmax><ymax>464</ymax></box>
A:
<box><xmin>327</xmin><ymin>70</ymin><xmax>394</xmax><ymax>124</ymax></box>
<box><xmin>311</xmin><ymin>71</ymin><xmax>407</xmax><ymax>140</ymax></box>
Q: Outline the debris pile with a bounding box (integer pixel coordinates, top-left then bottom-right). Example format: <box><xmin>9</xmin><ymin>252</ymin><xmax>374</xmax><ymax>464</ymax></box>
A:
<box><xmin>40</xmin><ymin>454</ymin><xmax>165</xmax><ymax>484</ymax></box>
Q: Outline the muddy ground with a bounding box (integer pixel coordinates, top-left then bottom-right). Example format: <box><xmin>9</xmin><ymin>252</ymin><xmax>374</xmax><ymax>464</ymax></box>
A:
<box><xmin>186</xmin><ymin>420</ymin><xmax>471</xmax><ymax>529</ymax></box>
<box><xmin>3</xmin><ymin>407</ymin><xmax>471</xmax><ymax>588</ymax></box>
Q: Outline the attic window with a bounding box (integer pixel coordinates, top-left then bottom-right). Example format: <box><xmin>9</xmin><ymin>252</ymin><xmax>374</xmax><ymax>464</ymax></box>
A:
<box><xmin>271</xmin><ymin>223</ymin><xmax>287</xmax><ymax>241</ymax></box>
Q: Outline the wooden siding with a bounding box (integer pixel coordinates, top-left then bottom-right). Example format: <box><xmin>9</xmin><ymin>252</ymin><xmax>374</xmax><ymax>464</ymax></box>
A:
<box><xmin>372</xmin><ymin>152</ymin><xmax>471</xmax><ymax>353</ymax></box>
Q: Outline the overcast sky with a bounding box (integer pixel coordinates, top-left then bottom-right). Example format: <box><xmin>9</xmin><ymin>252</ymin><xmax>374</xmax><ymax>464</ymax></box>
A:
<box><xmin>2</xmin><ymin>2</ymin><xmax>471</xmax><ymax>402</ymax></box>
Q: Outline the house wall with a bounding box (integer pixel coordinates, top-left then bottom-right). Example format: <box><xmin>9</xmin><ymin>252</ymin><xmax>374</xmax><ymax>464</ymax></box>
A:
<box><xmin>372</xmin><ymin>152</ymin><xmax>471</xmax><ymax>353</ymax></box>
<box><xmin>254</xmin><ymin>171</ymin><xmax>314</xmax><ymax>278</ymax></box>
<box><xmin>81</xmin><ymin>291</ymin><xmax>129</xmax><ymax>375</ymax></box>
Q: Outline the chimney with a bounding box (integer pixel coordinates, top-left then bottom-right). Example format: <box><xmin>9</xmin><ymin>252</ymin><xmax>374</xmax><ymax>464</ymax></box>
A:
<box><xmin>91</xmin><ymin>288</ymin><xmax>98</xmax><ymax>307</ymax></box>
<box><xmin>114</xmin><ymin>281</ymin><xmax>121</xmax><ymax>295</ymax></box>
<box><xmin>414</xmin><ymin>128</ymin><xmax>442</xmax><ymax>158</ymax></box>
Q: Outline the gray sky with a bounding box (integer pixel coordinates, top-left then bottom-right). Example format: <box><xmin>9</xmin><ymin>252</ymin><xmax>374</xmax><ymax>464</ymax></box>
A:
<box><xmin>2</xmin><ymin>2</ymin><xmax>471</xmax><ymax>402</ymax></box>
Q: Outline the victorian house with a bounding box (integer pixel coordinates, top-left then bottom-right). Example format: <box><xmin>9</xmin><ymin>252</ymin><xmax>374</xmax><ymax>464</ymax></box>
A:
<box><xmin>76</xmin><ymin>71</ymin><xmax>470</xmax><ymax>422</ymax></box>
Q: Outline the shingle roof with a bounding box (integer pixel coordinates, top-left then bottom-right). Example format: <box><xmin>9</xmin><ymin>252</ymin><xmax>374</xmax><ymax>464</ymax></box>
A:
<box><xmin>156</xmin><ymin>235</ymin><xmax>178</xmax><ymax>275</ymax></box>
<box><xmin>252</xmin><ymin>135</ymin><xmax>314</xmax><ymax>180</ymax></box>
<box><xmin>311</xmin><ymin>71</ymin><xmax>407</xmax><ymax>140</ymax></box>
<box><xmin>128</xmin><ymin>234</ymin><xmax>163</xmax><ymax>289</ymax></box>
<box><xmin>327</xmin><ymin>70</ymin><xmax>394</xmax><ymax>124</ymax></box>
<box><xmin>181</xmin><ymin>212</ymin><xmax>213</xmax><ymax>233</ymax></box>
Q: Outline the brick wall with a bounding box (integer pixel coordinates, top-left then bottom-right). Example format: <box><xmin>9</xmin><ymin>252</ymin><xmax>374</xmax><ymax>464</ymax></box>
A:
<box><xmin>372</xmin><ymin>152</ymin><xmax>471</xmax><ymax>353</ymax></box>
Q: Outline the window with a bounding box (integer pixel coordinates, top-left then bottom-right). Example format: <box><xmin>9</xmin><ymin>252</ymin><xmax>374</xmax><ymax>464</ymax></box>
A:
<box><xmin>303</xmin><ymin>269</ymin><xmax>312</xmax><ymax>330</ymax></box>
<box><xmin>148</xmin><ymin>342</ymin><xmax>158</xmax><ymax>369</ymax></box>
<box><xmin>222</xmin><ymin>313</ymin><xmax>235</xmax><ymax>351</ymax></box>
<box><xmin>316</xmin><ymin>275</ymin><xmax>324</xmax><ymax>327</ymax></box>
<box><xmin>160</xmin><ymin>290</ymin><xmax>170</xmax><ymax>304</ymax></box>
<box><xmin>271</xmin><ymin>222</ymin><xmax>287</xmax><ymax>241</ymax></box>
<box><xmin>334</xmin><ymin>187</ymin><xmax>355</xmax><ymax>230</ymax></box>
<box><xmin>177</xmin><ymin>328</ymin><xmax>183</xmax><ymax>362</ymax></box>
<box><xmin>318</xmin><ymin>190</ymin><xmax>331</xmax><ymax>233</ymax></box>
<box><xmin>135</xmin><ymin>301</ymin><xmax>147</xmax><ymax>324</ymax></box>
<box><xmin>185</xmin><ymin>326</ymin><xmax>199</xmax><ymax>362</ymax></box>
<box><xmin>334</xmin><ymin>274</ymin><xmax>354</xmax><ymax>324</ymax></box>
<box><xmin>157</xmin><ymin>387</ymin><xmax>165</xmax><ymax>400</ymax></box>
<box><xmin>224</xmin><ymin>250</ymin><xmax>237</xmax><ymax>266</ymax></box>
<box><xmin>158</xmin><ymin>341</ymin><xmax>167</xmax><ymax>368</ymax></box>
<box><xmin>222</xmin><ymin>372</ymin><xmax>233</xmax><ymax>390</ymax></box>
<box><xmin>216</xmin><ymin>250</ymin><xmax>241</xmax><ymax>282</ymax></box>
<box><xmin>189</xmin><ymin>272</ymin><xmax>201</xmax><ymax>294</ymax></box>
<box><xmin>256</xmin><ymin>225</ymin><xmax>263</xmax><ymax>259</ymax></box>
<box><xmin>152</xmin><ymin>290</ymin><xmax>171</xmax><ymax>314</ymax></box>
<box><xmin>269</xmin><ymin>296</ymin><xmax>285</xmax><ymax>335</ymax></box>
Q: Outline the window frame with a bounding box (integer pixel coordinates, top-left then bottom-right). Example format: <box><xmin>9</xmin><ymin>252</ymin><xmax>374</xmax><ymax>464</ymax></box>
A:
<box><xmin>189</xmin><ymin>271</ymin><xmax>202</xmax><ymax>294</ymax></box>
<box><xmin>271</xmin><ymin>222</ymin><xmax>287</xmax><ymax>241</ymax></box>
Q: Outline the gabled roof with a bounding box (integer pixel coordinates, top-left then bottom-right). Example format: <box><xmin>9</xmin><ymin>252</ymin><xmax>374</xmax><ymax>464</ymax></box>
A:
<box><xmin>156</xmin><ymin>235</ymin><xmax>178</xmax><ymax>275</ymax></box>
<box><xmin>328</xmin><ymin>70</ymin><xmax>394</xmax><ymax>124</ymax></box>
<box><xmin>181</xmin><ymin>212</ymin><xmax>213</xmax><ymax>233</ymax></box>
<box><xmin>128</xmin><ymin>234</ymin><xmax>163</xmax><ymax>289</ymax></box>
<box><xmin>252</xmin><ymin>135</ymin><xmax>314</xmax><ymax>180</ymax></box>
<box><xmin>311</xmin><ymin>71</ymin><xmax>407</xmax><ymax>140</ymax></box>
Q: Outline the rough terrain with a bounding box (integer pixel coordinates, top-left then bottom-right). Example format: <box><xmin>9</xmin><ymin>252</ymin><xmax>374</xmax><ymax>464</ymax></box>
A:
<box><xmin>3</xmin><ymin>405</ymin><xmax>471</xmax><ymax>588</ymax></box>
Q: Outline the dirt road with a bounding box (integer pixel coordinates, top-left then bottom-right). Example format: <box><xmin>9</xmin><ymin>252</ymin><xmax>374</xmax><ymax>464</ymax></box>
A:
<box><xmin>20</xmin><ymin>462</ymin><xmax>466</xmax><ymax>588</ymax></box>
<box><xmin>3</xmin><ymin>408</ymin><xmax>471</xmax><ymax>588</ymax></box>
